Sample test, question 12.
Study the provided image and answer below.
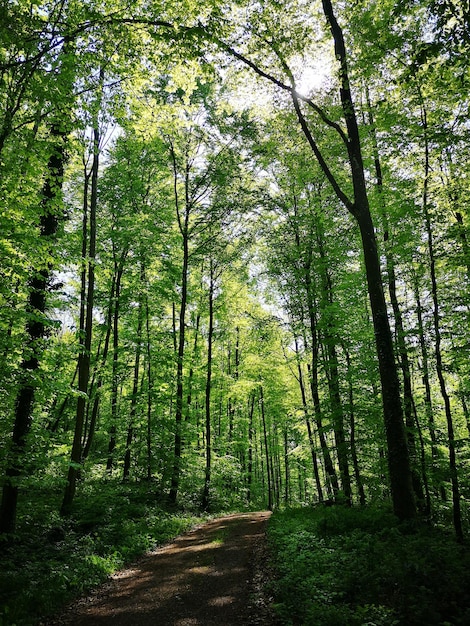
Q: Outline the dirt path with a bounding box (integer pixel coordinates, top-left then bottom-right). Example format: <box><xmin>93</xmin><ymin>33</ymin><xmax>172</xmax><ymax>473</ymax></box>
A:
<box><xmin>45</xmin><ymin>511</ymin><xmax>277</xmax><ymax>626</ymax></box>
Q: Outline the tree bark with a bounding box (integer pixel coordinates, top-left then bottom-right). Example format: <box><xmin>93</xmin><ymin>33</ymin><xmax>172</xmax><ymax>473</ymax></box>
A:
<box><xmin>106</xmin><ymin>258</ymin><xmax>125</xmax><ymax>472</ymax></box>
<box><xmin>315</xmin><ymin>214</ymin><xmax>352</xmax><ymax>503</ymax></box>
<box><xmin>123</xmin><ymin>263</ymin><xmax>145</xmax><ymax>480</ymax></box>
<box><xmin>345</xmin><ymin>349</ymin><xmax>366</xmax><ymax>506</ymax></box>
<box><xmin>202</xmin><ymin>259</ymin><xmax>215</xmax><ymax>511</ymax></box>
<box><xmin>0</xmin><ymin>125</ymin><xmax>66</xmax><ymax>534</ymax></box>
<box><xmin>421</xmin><ymin>101</ymin><xmax>463</xmax><ymax>540</ymax></box>
<box><xmin>168</xmin><ymin>145</ymin><xmax>190</xmax><ymax>505</ymax></box>
<box><xmin>295</xmin><ymin>338</ymin><xmax>324</xmax><ymax>502</ymax></box>
<box><xmin>259</xmin><ymin>386</ymin><xmax>273</xmax><ymax>511</ymax></box>
<box><xmin>366</xmin><ymin>94</ymin><xmax>425</xmax><ymax>508</ymax></box>
<box><xmin>61</xmin><ymin>112</ymin><xmax>100</xmax><ymax>517</ymax></box>
<box><xmin>319</xmin><ymin>0</ymin><xmax>415</xmax><ymax>519</ymax></box>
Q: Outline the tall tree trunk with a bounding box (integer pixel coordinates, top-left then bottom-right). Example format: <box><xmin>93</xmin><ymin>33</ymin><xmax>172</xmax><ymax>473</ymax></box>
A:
<box><xmin>61</xmin><ymin>108</ymin><xmax>100</xmax><ymax>517</ymax></box>
<box><xmin>299</xmin><ymin>222</ymin><xmax>339</xmax><ymax>498</ymax></box>
<box><xmin>295</xmin><ymin>338</ymin><xmax>324</xmax><ymax>502</ymax></box>
<box><xmin>186</xmin><ymin>312</ymin><xmax>200</xmax><ymax>424</ymax></box>
<box><xmin>259</xmin><ymin>386</ymin><xmax>273</xmax><ymax>511</ymax></box>
<box><xmin>290</xmin><ymin>0</ymin><xmax>416</xmax><ymax>519</ymax></box>
<box><xmin>345</xmin><ymin>349</ymin><xmax>366</xmax><ymax>506</ymax></box>
<box><xmin>0</xmin><ymin>125</ymin><xmax>67</xmax><ymax>534</ymax></box>
<box><xmin>168</xmin><ymin>145</ymin><xmax>190</xmax><ymax>505</ymax></box>
<box><xmin>202</xmin><ymin>260</ymin><xmax>215</xmax><ymax>511</ymax></box>
<box><xmin>366</xmin><ymin>93</ymin><xmax>425</xmax><ymax>509</ymax></box>
<box><xmin>315</xmin><ymin>214</ymin><xmax>352</xmax><ymax>503</ymax></box>
<box><xmin>421</xmin><ymin>101</ymin><xmax>463</xmax><ymax>541</ymax></box>
<box><xmin>284</xmin><ymin>427</ymin><xmax>289</xmax><ymax>504</ymax></box>
<box><xmin>106</xmin><ymin>258</ymin><xmax>125</xmax><ymax>472</ymax></box>
<box><xmin>323</xmin><ymin>0</ymin><xmax>415</xmax><ymax>517</ymax></box>
<box><xmin>306</xmin><ymin>316</ymin><xmax>339</xmax><ymax>499</ymax></box>
<box><xmin>123</xmin><ymin>264</ymin><xmax>144</xmax><ymax>480</ymax></box>
<box><xmin>81</xmin><ymin>260</ymin><xmax>122</xmax><ymax>460</ymax></box>
<box><xmin>247</xmin><ymin>392</ymin><xmax>255</xmax><ymax>503</ymax></box>
<box><xmin>145</xmin><ymin>289</ymin><xmax>153</xmax><ymax>481</ymax></box>
<box><xmin>412</xmin><ymin>271</ymin><xmax>444</xmax><ymax>500</ymax></box>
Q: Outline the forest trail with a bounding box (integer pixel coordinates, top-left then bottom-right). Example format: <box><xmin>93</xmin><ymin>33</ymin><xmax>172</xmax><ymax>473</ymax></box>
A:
<box><xmin>45</xmin><ymin>511</ymin><xmax>276</xmax><ymax>626</ymax></box>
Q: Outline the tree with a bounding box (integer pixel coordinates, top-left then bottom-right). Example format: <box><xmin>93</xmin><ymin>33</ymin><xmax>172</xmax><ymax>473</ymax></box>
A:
<box><xmin>200</xmin><ymin>0</ymin><xmax>416</xmax><ymax>519</ymax></box>
<box><xmin>0</xmin><ymin>21</ymin><xmax>75</xmax><ymax>532</ymax></box>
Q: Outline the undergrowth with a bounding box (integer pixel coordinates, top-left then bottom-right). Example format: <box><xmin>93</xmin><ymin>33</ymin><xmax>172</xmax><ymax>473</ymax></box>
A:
<box><xmin>0</xmin><ymin>480</ymin><xmax>210</xmax><ymax>626</ymax></box>
<box><xmin>267</xmin><ymin>506</ymin><xmax>470</xmax><ymax>626</ymax></box>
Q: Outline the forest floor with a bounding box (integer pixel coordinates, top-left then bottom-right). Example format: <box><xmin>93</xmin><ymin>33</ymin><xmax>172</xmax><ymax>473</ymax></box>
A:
<box><xmin>42</xmin><ymin>511</ymin><xmax>278</xmax><ymax>626</ymax></box>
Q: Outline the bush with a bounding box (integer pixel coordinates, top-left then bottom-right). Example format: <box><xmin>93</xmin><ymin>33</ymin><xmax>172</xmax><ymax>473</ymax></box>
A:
<box><xmin>0</xmin><ymin>480</ymin><xmax>207</xmax><ymax>625</ymax></box>
<box><xmin>267</xmin><ymin>506</ymin><xmax>470</xmax><ymax>625</ymax></box>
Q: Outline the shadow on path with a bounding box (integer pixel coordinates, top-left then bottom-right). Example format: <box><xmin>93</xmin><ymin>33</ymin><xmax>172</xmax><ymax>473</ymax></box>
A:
<box><xmin>45</xmin><ymin>511</ymin><xmax>275</xmax><ymax>626</ymax></box>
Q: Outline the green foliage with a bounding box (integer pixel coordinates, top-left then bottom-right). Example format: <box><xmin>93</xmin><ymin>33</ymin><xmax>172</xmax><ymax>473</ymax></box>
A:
<box><xmin>0</xmin><ymin>480</ymin><xmax>208</xmax><ymax>626</ymax></box>
<box><xmin>268</xmin><ymin>506</ymin><xmax>470</xmax><ymax>626</ymax></box>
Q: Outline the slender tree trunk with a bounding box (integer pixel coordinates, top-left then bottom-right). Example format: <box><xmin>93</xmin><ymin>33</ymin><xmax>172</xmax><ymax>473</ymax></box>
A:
<box><xmin>271</xmin><ymin>425</ymin><xmax>280</xmax><ymax>508</ymax></box>
<box><xmin>316</xmin><ymin>217</ymin><xmax>352</xmax><ymax>503</ymax></box>
<box><xmin>247</xmin><ymin>392</ymin><xmax>255</xmax><ymax>503</ymax></box>
<box><xmin>290</xmin><ymin>0</ymin><xmax>416</xmax><ymax>519</ymax></box>
<box><xmin>284</xmin><ymin>428</ymin><xmax>290</xmax><ymax>504</ymax></box>
<box><xmin>145</xmin><ymin>290</ymin><xmax>153</xmax><ymax>481</ymax></box>
<box><xmin>61</xmin><ymin>112</ymin><xmax>100</xmax><ymax>516</ymax></box>
<box><xmin>295</xmin><ymin>338</ymin><xmax>324</xmax><ymax>502</ymax></box>
<box><xmin>228</xmin><ymin>327</ymin><xmax>240</xmax><ymax>443</ymax></box>
<box><xmin>168</xmin><ymin>146</ymin><xmax>190</xmax><ymax>505</ymax></box>
<box><xmin>106</xmin><ymin>259</ymin><xmax>125</xmax><ymax>472</ymax></box>
<box><xmin>202</xmin><ymin>261</ymin><xmax>215</xmax><ymax>511</ymax></box>
<box><xmin>366</xmin><ymin>94</ymin><xmax>425</xmax><ymax>509</ymax></box>
<box><xmin>259</xmin><ymin>386</ymin><xmax>273</xmax><ymax>511</ymax></box>
<box><xmin>186</xmin><ymin>312</ymin><xmax>200</xmax><ymax>423</ymax></box>
<box><xmin>82</xmin><ymin>262</ymin><xmax>121</xmax><ymax>460</ymax></box>
<box><xmin>302</xmin><ymin>241</ymin><xmax>339</xmax><ymax>498</ymax></box>
<box><xmin>345</xmin><ymin>349</ymin><xmax>366</xmax><ymax>506</ymax></box>
<box><xmin>421</xmin><ymin>102</ymin><xmax>463</xmax><ymax>541</ymax></box>
<box><xmin>123</xmin><ymin>265</ymin><xmax>144</xmax><ymax>480</ymax></box>
<box><xmin>0</xmin><ymin>125</ymin><xmax>67</xmax><ymax>534</ymax></box>
<box><xmin>307</xmin><ymin>328</ymin><xmax>339</xmax><ymax>500</ymax></box>
<box><xmin>412</xmin><ymin>272</ymin><xmax>444</xmax><ymax>500</ymax></box>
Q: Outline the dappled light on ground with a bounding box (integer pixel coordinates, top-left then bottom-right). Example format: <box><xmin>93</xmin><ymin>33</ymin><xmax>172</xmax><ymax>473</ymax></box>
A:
<box><xmin>46</xmin><ymin>512</ymin><xmax>273</xmax><ymax>626</ymax></box>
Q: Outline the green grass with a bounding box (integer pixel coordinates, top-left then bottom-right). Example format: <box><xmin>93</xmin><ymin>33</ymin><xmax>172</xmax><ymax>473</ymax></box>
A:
<box><xmin>0</xmin><ymin>481</ymin><xmax>210</xmax><ymax>626</ymax></box>
<box><xmin>267</xmin><ymin>506</ymin><xmax>470</xmax><ymax>626</ymax></box>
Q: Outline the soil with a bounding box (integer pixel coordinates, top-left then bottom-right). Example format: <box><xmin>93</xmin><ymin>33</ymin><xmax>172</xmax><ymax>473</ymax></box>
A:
<box><xmin>43</xmin><ymin>511</ymin><xmax>279</xmax><ymax>626</ymax></box>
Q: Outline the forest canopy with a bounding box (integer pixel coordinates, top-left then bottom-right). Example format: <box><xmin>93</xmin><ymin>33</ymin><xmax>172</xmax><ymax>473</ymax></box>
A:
<box><xmin>1</xmin><ymin>0</ymin><xmax>469</xmax><ymax>545</ymax></box>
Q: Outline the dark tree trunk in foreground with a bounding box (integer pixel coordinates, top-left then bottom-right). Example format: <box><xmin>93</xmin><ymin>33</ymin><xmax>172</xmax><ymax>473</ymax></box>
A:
<box><xmin>291</xmin><ymin>0</ymin><xmax>416</xmax><ymax>519</ymax></box>
<box><xmin>0</xmin><ymin>126</ymin><xmax>66</xmax><ymax>534</ymax></box>
<box><xmin>367</xmin><ymin>96</ymin><xmax>425</xmax><ymax>509</ymax></box>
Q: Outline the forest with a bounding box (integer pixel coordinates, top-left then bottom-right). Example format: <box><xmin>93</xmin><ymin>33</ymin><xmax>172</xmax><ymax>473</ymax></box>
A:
<box><xmin>1</xmin><ymin>0</ymin><xmax>470</xmax><ymax>624</ymax></box>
